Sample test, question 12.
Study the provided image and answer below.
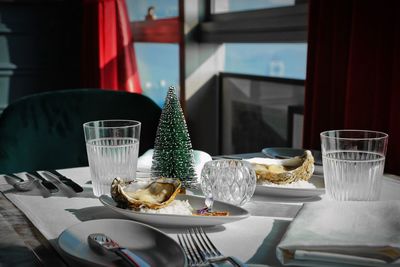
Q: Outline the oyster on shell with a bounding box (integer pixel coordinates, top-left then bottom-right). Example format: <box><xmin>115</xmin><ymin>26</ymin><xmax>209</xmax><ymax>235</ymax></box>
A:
<box><xmin>111</xmin><ymin>177</ymin><xmax>181</xmax><ymax>210</ymax></box>
<box><xmin>247</xmin><ymin>150</ymin><xmax>315</xmax><ymax>184</ymax></box>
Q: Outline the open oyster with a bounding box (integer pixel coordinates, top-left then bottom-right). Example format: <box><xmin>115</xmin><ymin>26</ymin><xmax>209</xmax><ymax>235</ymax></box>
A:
<box><xmin>111</xmin><ymin>177</ymin><xmax>181</xmax><ymax>210</ymax></box>
<box><xmin>247</xmin><ymin>150</ymin><xmax>314</xmax><ymax>184</ymax></box>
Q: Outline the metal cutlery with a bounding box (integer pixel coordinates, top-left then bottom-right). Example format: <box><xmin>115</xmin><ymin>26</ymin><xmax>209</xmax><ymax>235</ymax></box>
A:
<box><xmin>41</xmin><ymin>172</ymin><xmax>77</xmax><ymax>198</ymax></box>
<box><xmin>26</xmin><ymin>171</ymin><xmax>59</xmax><ymax>193</ymax></box>
<box><xmin>178</xmin><ymin>227</ymin><xmax>247</xmax><ymax>267</ymax></box>
<box><xmin>45</xmin><ymin>170</ymin><xmax>83</xmax><ymax>193</ymax></box>
<box><xmin>5</xmin><ymin>173</ymin><xmax>24</xmax><ymax>182</ymax></box>
<box><xmin>88</xmin><ymin>233</ymin><xmax>150</xmax><ymax>267</ymax></box>
<box><xmin>4</xmin><ymin>174</ymin><xmax>37</xmax><ymax>192</ymax></box>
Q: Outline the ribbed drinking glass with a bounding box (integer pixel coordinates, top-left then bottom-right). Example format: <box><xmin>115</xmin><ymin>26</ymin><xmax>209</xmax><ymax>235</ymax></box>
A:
<box><xmin>320</xmin><ymin>130</ymin><xmax>388</xmax><ymax>201</ymax></box>
<box><xmin>83</xmin><ymin>120</ymin><xmax>141</xmax><ymax>197</ymax></box>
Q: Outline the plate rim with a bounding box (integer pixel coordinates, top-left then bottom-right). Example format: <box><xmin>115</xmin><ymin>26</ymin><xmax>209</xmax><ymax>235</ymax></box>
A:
<box><xmin>256</xmin><ymin>175</ymin><xmax>325</xmax><ymax>191</ymax></box>
<box><xmin>99</xmin><ymin>194</ymin><xmax>249</xmax><ymax>220</ymax></box>
<box><xmin>254</xmin><ymin>175</ymin><xmax>325</xmax><ymax>198</ymax></box>
<box><xmin>57</xmin><ymin>218</ymin><xmax>187</xmax><ymax>266</ymax></box>
<box><xmin>256</xmin><ymin>185</ymin><xmax>325</xmax><ymax>192</ymax></box>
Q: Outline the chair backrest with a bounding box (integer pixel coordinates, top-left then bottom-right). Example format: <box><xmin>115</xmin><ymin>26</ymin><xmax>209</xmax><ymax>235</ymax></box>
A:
<box><xmin>0</xmin><ymin>89</ymin><xmax>161</xmax><ymax>174</ymax></box>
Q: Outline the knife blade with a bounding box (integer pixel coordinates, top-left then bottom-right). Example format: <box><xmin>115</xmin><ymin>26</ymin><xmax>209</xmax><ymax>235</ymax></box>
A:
<box><xmin>26</xmin><ymin>171</ymin><xmax>59</xmax><ymax>193</ymax></box>
<box><xmin>46</xmin><ymin>170</ymin><xmax>83</xmax><ymax>193</ymax></box>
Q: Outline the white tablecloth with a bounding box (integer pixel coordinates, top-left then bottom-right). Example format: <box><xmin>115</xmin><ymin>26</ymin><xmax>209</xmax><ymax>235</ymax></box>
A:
<box><xmin>1</xmin><ymin>167</ymin><xmax>399</xmax><ymax>266</ymax></box>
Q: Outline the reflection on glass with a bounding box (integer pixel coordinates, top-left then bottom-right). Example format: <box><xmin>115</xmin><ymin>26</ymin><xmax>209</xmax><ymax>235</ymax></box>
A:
<box><xmin>134</xmin><ymin>43</ymin><xmax>179</xmax><ymax>107</ymax></box>
<box><xmin>221</xmin><ymin>77</ymin><xmax>304</xmax><ymax>154</ymax></box>
<box><xmin>126</xmin><ymin>0</ymin><xmax>178</xmax><ymax>21</ymax></box>
<box><xmin>213</xmin><ymin>0</ymin><xmax>295</xmax><ymax>14</ymax></box>
<box><xmin>224</xmin><ymin>43</ymin><xmax>307</xmax><ymax>80</ymax></box>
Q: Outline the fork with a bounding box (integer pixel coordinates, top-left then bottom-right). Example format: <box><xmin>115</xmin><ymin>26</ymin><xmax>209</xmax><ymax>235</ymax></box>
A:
<box><xmin>178</xmin><ymin>227</ymin><xmax>247</xmax><ymax>267</ymax></box>
<box><xmin>177</xmin><ymin>230</ymin><xmax>208</xmax><ymax>267</ymax></box>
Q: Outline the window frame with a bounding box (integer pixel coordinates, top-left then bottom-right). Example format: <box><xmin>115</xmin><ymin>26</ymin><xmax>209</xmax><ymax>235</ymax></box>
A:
<box><xmin>201</xmin><ymin>1</ymin><xmax>308</xmax><ymax>43</ymax></box>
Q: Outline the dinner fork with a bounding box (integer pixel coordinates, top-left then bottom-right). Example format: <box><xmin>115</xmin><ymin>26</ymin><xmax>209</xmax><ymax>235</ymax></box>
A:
<box><xmin>177</xmin><ymin>231</ymin><xmax>208</xmax><ymax>267</ymax></box>
<box><xmin>178</xmin><ymin>227</ymin><xmax>247</xmax><ymax>267</ymax></box>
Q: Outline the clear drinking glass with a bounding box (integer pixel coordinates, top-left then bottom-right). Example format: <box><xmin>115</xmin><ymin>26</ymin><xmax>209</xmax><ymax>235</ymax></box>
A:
<box><xmin>320</xmin><ymin>130</ymin><xmax>388</xmax><ymax>201</ymax></box>
<box><xmin>83</xmin><ymin>120</ymin><xmax>141</xmax><ymax>197</ymax></box>
<box><xmin>200</xmin><ymin>160</ymin><xmax>256</xmax><ymax>206</ymax></box>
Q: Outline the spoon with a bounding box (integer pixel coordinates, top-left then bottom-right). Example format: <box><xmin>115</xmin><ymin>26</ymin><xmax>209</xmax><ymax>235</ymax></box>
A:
<box><xmin>4</xmin><ymin>175</ymin><xmax>37</xmax><ymax>192</ymax></box>
<box><xmin>88</xmin><ymin>233</ymin><xmax>150</xmax><ymax>267</ymax></box>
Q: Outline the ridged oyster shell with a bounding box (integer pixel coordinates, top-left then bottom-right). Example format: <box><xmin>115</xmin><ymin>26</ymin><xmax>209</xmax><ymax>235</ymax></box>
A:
<box><xmin>111</xmin><ymin>177</ymin><xmax>181</xmax><ymax>210</ymax></box>
<box><xmin>247</xmin><ymin>150</ymin><xmax>315</xmax><ymax>184</ymax></box>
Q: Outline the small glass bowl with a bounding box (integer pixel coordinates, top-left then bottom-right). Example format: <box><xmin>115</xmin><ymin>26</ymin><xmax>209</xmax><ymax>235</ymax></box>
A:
<box><xmin>200</xmin><ymin>159</ymin><xmax>256</xmax><ymax>206</ymax></box>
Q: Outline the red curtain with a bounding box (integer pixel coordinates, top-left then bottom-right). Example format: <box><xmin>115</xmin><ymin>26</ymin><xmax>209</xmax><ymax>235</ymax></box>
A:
<box><xmin>303</xmin><ymin>0</ymin><xmax>400</xmax><ymax>175</ymax></box>
<box><xmin>82</xmin><ymin>0</ymin><xmax>142</xmax><ymax>93</ymax></box>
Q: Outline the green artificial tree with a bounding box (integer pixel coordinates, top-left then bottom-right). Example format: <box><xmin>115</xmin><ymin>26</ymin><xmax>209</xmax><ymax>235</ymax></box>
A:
<box><xmin>151</xmin><ymin>86</ymin><xmax>196</xmax><ymax>187</ymax></box>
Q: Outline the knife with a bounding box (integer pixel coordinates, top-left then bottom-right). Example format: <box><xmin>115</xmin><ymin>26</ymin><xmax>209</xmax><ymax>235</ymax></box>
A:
<box><xmin>26</xmin><ymin>171</ymin><xmax>59</xmax><ymax>193</ymax></box>
<box><xmin>46</xmin><ymin>170</ymin><xmax>83</xmax><ymax>193</ymax></box>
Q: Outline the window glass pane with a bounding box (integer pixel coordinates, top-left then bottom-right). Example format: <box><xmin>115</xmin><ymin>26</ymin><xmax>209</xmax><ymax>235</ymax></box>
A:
<box><xmin>134</xmin><ymin>43</ymin><xmax>179</xmax><ymax>107</ymax></box>
<box><xmin>221</xmin><ymin>76</ymin><xmax>304</xmax><ymax>154</ymax></box>
<box><xmin>224</xmin><ymin>43</ymin><xmax>307</xmax><ymax>80</ymax></box>
<box><xmin>126</xmin><ymin>0</ymin><xmax>178</xmax><ymax>21</ymax></box>
<box><xmin>213</xmin><ymin>0</ymin><xmax>295</xmax><ymax>14</ymax></box>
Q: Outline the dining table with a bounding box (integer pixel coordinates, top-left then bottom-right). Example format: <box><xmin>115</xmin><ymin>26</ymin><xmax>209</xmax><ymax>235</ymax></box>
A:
<box><xmin>1</xmin><ymin>152</ymin><xmax>400</xmax><ymax>267</ymax></box>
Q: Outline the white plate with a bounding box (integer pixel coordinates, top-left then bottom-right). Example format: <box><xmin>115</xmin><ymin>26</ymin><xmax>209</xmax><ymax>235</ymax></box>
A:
<box><xmin>255</xmin><ymin>175</ymin><xmax>325</xmax><ymax>198</ymax></box>
<box><xmin>58</xmin><ymin>219</ymin><xmax>186</xmax><ymax>267</ymax></box>
<box><xmin>99</xmin><ymin>194</ymin><xmax>249</xmax><ymax>227</ymax></box>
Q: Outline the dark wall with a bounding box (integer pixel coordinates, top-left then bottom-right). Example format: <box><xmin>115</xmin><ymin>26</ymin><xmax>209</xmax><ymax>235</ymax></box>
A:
<box><xmin>0</xmin><ymin>0</ymin><xmax>82</xmax><ymax>112</ymax></box>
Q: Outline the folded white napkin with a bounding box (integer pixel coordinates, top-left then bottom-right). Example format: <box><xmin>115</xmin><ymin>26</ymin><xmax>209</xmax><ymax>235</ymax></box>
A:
<box><xmin>137</xmin><ymin>149</ymin><xmax>212</xmax><ymax>179</ymax></box>
<box><xmin>276</xmin><ymin>200</ymin><xmax>400</xmax><ymax>267</ymax></box>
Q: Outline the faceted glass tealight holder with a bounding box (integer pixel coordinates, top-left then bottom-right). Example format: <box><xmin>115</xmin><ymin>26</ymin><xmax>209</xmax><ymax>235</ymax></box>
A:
<box><xmin>200</xmin><ymin>160</ymin><xmax>256</xmax><ymax>206</ymax></box>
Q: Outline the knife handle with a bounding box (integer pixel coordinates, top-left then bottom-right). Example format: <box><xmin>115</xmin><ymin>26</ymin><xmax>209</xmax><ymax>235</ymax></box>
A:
<box><xmin>64</xmin><ymin>179</ymin><xmax>84</xmax><ymax>193</ymax></box>
<box><xmin>27</xmin><ymin>172</ymin><xmax>59</xmax><ymax>193</ymax></box>
<box><xmin>47</xmin><ymin>170</ymin><xmax>83</xmax><ymax>193</ymax></box>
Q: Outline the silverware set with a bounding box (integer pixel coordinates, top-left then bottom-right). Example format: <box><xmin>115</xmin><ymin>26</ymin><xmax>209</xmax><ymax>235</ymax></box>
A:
<box><xmin>178</xmin><ymin>227</ymin><xmax>247</xmax><ymax>267</ymax></box>
<box><xmin>4</xmin><ymin>170</ymin><xmax>83</xmax><ymax>194</ymax></box>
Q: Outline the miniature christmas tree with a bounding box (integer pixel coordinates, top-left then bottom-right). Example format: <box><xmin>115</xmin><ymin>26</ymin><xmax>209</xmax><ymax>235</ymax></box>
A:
<box><xmin>151</xmin><ymin>86</ymin><xmax>196</xmax><ymax>187</ymax></box>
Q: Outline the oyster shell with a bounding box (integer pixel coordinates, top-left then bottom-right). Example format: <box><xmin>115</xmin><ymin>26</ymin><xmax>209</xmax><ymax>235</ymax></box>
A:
<box><xmin>111</xmin><ymin>177</ymin><xmax>181</xmax><ymax>210</ymax></box>
<box><xmin>247</xmin><ymin>150</ymin><xmax>315</xmax><ymax>184</ymax></box>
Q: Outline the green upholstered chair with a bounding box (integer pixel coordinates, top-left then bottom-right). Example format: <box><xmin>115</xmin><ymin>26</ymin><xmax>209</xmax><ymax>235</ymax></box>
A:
<box><xmin>0</xmin><ymin>89</ymin><xmax>161</xmax><ymax>174</ymax></box>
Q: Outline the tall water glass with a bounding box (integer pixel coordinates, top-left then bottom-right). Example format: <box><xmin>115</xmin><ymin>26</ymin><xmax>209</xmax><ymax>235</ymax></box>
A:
<box><xmin>320</xmin><ymin>130</ymin><xmax>388</xmax><ymax>201</ymax></box>
<box><xmin>83</xmin><ymin>120</ymin><xmax>141</xmax><ymax>196</ymax></box>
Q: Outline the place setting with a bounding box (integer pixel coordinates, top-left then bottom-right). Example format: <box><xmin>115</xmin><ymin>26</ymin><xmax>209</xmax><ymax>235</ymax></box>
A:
<box><xmin>276</xmin><ymin>130</ymin><xmax>400</xmax><ymax>267</ymax></box>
